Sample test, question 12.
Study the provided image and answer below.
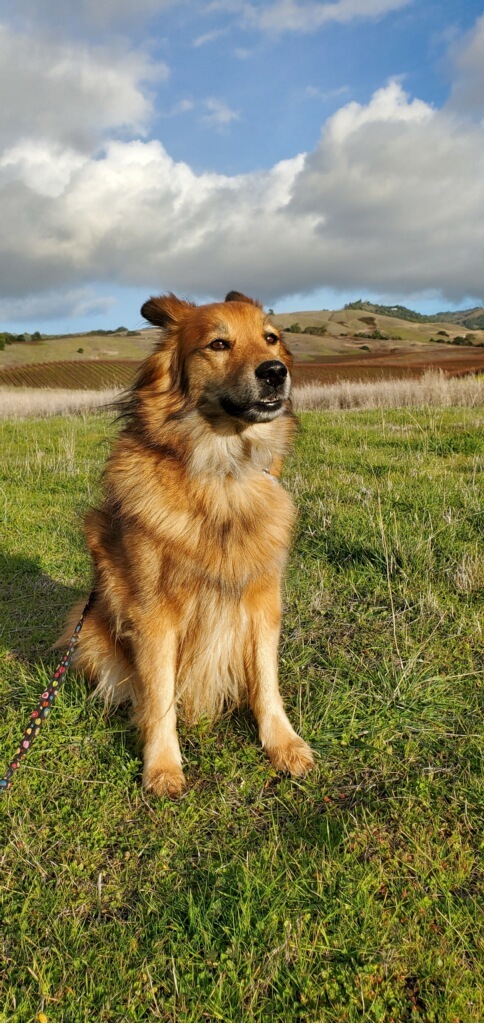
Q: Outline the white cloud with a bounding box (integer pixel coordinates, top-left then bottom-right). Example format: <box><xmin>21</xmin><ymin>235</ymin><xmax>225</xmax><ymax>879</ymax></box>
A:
<box><xmin>306</xmin><ymin>85</ymin><xmax>351</xmax><ymax>101</ymax></box>
<box><xmin>3</xmin><ymin>0</ymin><xmax>181</xmax><ymax>31</ymax></box>
<box><xmin>447</xmin><ymin>13</ymin><xmax>484</xmax><ymax>118</ymax></box>
<box><xmin>285</xmin><ymin>81</ymin><xmax>484</xmax><ymax>300</ymax></box>
<box><xmin>324</xmin><ymin>78</ymin><xmax>432</xmax><ymax>143</ymax></box>
<box><xmin>0</xmin><ymin>288</ymin><xmax>116</xmax><ymax>324</ymax></box>
<box><xmin>0</xmin><ymin>142</ymin><xmax>88</xmax><ymax>198</ymax></box>
<box><xmin>162</xmin><ymin>99</ymin><xmax>196</xmax><ymax>118</ymax></box>
<box><xmin>201</xmin><ymin>98</ymin><xmax>240</xmax><ymax>128</ymax></box>
<box><xmin>0</xmin><ymin>24</ymin><xmax>166</xmax><ymax>151</ymax></box>
<box><xmin>209</xmin><ymin>0</ymin><xmax>412</xmax><ymax>34</ymax></box>
<box><xmin>192</xmin><ymin>28</ymin><xmax>227</xmax><ymax>46</ymax></box>
<box><xmin>1</xmin><ymin>13</ymin><xmax>484</xmax><ymax>312</ymax></box>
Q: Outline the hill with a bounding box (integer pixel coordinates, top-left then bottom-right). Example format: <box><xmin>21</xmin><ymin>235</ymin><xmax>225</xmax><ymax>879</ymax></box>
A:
<box><xmin>0</xmin><ymin>329</ymin><xmax>157</xmax><ymax>368</ymax></box>
<box><xmin>343</xmin><ymin>300</ymin><xmax>484</xmax><ymax>330</ymax></box>
<box><xmin>271</xmin><ymin>305</ymin><xmax>484</xmax><ymax>361</ymax></box>
<box><xmin>1</xmin><ymin>305</ymin><xmax>483</xmax><ymax>376</ymax></box>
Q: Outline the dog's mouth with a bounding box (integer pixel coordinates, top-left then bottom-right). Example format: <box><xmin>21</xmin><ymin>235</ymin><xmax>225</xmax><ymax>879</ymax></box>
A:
<box><xmin>219</xmin><ymin>394</ymin><xmax>285</xmax><ymax>422</ymax></box>
<box><xmin>199</xmin><ymin>370</ymin><xmax>291</xmax><ymax>424</ymax></box>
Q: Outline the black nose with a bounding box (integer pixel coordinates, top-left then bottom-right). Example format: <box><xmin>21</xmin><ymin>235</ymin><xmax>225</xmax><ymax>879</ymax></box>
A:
<box><xmin>255</xmin><ymin>360</ymin><xmax>288</xmax><ymax>388</ymax></box>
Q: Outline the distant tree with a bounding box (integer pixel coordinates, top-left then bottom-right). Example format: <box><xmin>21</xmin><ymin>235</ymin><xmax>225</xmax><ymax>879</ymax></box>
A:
<box><xmin>355</xmin><ymin>329</ymin><xmax>390</xmax><ymax>341</ymax></box>
<box><xmin>303</xmin><ymin>325</ymin><xmax>327</xmax><ymax>336</ymax></box>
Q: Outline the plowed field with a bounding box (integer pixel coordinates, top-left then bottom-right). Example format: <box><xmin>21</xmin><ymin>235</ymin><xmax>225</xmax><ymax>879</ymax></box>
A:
<box><xmin>0</xmin><ymin>360</ymin><xmax>138</xmax><ymax>389</ymax></box>
<box><xmin>0</xmin><ymin>348</ymin><xmax>482</xmax><ymax>390</ymax></box>
<box><xmin>293</xmin><ymin>347</ymin><xmax>484</xmax><ymax>385</ymax></box>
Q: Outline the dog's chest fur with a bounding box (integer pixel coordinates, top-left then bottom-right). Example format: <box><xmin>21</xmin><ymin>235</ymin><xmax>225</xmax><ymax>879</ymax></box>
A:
<box><xmin>104</xmin><ymin>412</ymin><xmax>296</xmax><ymax>592</ymax></box>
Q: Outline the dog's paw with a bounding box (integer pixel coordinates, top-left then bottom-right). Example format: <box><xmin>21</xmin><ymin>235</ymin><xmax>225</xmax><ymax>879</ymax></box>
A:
<box><xmin>267</xmin><ymin>735</ymin><xmax>315</xmax><ymax>777</ymax></box>
<box><xmin>143</xmin><ymin>764</ymin><xmax>186</xmax><ymax>798</ymax></box>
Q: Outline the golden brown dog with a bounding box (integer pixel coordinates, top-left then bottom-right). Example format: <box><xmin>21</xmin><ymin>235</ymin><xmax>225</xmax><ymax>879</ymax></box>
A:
<box><xmin>65</xmin><ymin>290</ymin><xmax>314</xmax><ymax>796</ymax></box>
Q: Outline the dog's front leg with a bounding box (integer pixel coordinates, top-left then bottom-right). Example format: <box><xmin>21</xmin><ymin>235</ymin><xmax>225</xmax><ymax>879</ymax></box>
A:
<box><xmin>244</xmin><ymin>579</ymin><xmax>315</xmax><ymax>777</ymax></box>
<box><xmin>131</xmin><ymin>624</ymin><xmax>185</xmax><ymax>797</ymax></box>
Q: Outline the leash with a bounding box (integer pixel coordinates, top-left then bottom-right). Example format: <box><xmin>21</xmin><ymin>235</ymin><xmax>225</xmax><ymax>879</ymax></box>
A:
<box><xmin>0</xmin><ymin>591</ymin><xmax>94</xmax><ymax>793</ymax></box>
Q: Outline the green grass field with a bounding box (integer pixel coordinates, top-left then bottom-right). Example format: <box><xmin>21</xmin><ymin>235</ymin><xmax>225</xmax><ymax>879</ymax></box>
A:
<box><xmin>1</xmin><ymin>408</ymin><xmax>483</xmax><ymax>1023</ymax></box>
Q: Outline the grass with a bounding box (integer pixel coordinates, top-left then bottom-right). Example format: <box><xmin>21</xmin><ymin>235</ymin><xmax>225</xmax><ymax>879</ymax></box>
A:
<box><xmin>1</xmin><ymin>371</ymin><xmax>483</xmax><ymax>420</ymax></box>
<box><xmin>292</xmin><ymin>370</ymin><xmax>484</xmax><ymax>410</ymax></box>
<box><xmin>0</xmin><ymin>408</ymin><xmax>483</xmax><ymax>1023</ymax></box>
<box><xmin>0</xmin><ymin>333</ymin><xmax>156</xmax><ymax>368</ymax></box>
<box><xmin>0</xmin><ymin>388</ymin><xmax>121</xmax><ymax>419</ymax></box>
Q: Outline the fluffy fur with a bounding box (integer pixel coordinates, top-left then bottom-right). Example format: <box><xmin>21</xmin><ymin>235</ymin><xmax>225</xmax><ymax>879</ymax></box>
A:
<box><xmin>62</xmin><ymin>291</ymin><xmax>314</xmax><ymax>795</ymax></box>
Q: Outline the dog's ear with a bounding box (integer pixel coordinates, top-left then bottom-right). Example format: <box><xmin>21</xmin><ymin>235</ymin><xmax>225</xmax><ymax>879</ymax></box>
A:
<box><xmin>224</xmin><ymin>290</ymin><xmax>262</xmax><ymax>308</ymax></box>
<box><xmin>141</xmin><ymin>293</ymin><xmax>195</xmax><ymax>328</ymax></box>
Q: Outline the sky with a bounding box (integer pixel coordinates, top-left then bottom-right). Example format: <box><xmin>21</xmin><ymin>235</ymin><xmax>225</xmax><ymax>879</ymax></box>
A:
<box><xmin>1</xmin><ymin>0</ymin><xmax>484</xmax><ymax>334</ymax></box>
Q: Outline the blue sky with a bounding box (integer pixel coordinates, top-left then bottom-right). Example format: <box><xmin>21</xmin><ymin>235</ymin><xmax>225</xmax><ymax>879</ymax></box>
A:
<box><xmin>1</xmin><ymin>0</ymin><xmax>484</xmax><ymax>333</ymax></box>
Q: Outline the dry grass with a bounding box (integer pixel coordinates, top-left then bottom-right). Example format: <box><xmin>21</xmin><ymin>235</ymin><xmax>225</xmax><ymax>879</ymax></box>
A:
<box><xmin>1</xmin><ymin>371</ymin><xmax>483</xmax><ymax>419</ymax></box>
<box><xmin>0</xmin><ymin>387</ymin><xmax>120</xmax><ymax>418</ymax></box>
<box><xmin>292</xmin><ymin>369</ymin><xmax>484</xmax><ymax>410</ymax></box>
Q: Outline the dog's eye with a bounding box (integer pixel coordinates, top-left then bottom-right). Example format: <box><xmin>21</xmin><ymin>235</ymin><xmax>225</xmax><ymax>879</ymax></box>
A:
<box><xmin>208</xmin><ymin>338</ymin><xmax>231</xmax><ymax>351</ymax></box>
<box><xmin>265</xmin><ymin>333</ymin><xmax>279</xmax><ymax>345</ymax></box>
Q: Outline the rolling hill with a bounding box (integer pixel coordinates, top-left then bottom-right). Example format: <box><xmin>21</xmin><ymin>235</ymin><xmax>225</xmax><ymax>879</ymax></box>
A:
<box><xmin>343</xmin><ymin>300</ymin><xmax>484</xmax><ymax>329</ymax></box>
<box><xmin>1</xmin><ymin>303</ymin><xmax>483</xmax><ymax>386</ymax></box>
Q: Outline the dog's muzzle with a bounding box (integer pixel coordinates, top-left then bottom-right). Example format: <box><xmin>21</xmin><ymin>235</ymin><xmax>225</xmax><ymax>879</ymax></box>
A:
<box><xmin>218</xmin><ymin>359</ymin><xmax>291</xmax><ymax>422</ymax></box>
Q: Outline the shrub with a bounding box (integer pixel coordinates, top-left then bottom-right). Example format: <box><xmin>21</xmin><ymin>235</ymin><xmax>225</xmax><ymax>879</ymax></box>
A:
<box><xmin>355</xmin><ymin>330</ymin><xmax>390</xmax><ymax>340</ymax></box>
<box><xmin>302</xmin><ymin>325</ymin><xmax>327</xmax><ymax>336</ymax></box>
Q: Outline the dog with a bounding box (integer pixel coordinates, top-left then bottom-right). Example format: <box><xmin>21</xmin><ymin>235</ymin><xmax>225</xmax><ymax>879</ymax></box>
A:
<box><xmin>63</xmin><ymin>290</ymin><xmax>314</xmax><ymax>796</ymax></box>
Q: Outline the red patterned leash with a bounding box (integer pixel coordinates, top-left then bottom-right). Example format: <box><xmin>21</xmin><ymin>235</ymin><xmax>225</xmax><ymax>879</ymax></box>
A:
<box><xmin>0</xmin><ymin>592</ymin><xmax>94</xmax><ymax>792</ymax></box>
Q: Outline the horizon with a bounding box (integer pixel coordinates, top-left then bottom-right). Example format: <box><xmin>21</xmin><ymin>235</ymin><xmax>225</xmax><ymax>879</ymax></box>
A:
<box><xmin>4</xmin><ymin>295</ymin><xmax>484</xmax><ymax>339</ymax></box>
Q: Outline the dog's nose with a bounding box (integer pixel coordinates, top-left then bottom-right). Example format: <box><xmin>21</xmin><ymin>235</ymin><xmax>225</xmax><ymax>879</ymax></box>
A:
<box><xmin>255</xmin><ymin>360</ymin><xmax>288</xmax><ymax>388</ymax></box>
